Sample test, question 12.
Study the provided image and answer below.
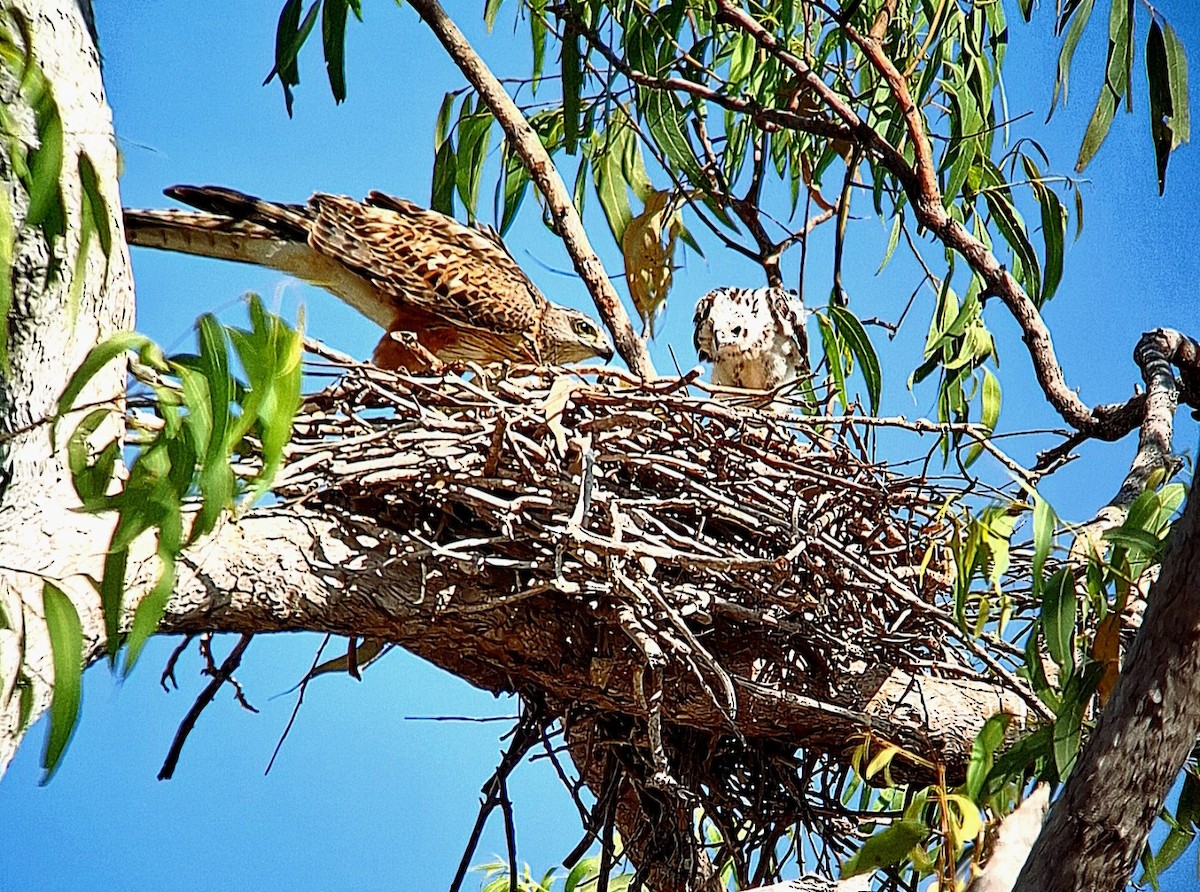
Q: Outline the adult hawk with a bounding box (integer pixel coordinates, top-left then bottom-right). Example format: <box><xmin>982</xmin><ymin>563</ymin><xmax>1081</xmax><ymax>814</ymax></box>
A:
<box><xmin>123</xmin><ymin>186</ymin><xmax>615</xmax><ymax>370</ymax></box>
<box><xmin>693</xmin><ymin>286</ymin><xmax>809</xmax><ymax>390</ymax></box>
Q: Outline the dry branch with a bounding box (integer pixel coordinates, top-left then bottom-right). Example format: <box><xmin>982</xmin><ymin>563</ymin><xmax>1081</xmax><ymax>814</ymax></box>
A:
<box><xmin>152</xmin><ymin>353</ymin><xmax>1049</xmax><ymax>887</ymax></box>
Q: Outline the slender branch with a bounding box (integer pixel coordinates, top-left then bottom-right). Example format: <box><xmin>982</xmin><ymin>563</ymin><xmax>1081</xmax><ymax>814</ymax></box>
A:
<box><xmin>405</xmin><ymin>0</ymin><xmax>653</xmax><ymax>377</ymax></box>
<box><xmin>710</xmin><ymin>1</ymin><xmax>1193</xmax><ymax>441</ymax></box>
<box><xmin>447</xmin><ymin>698</ymin><xmax>549</xmax><ymax>892</ymax></box>
<box><xmin>158</xmin><ymin>633</ymin><xmax>254</xmax><ymax>780</ymax></box>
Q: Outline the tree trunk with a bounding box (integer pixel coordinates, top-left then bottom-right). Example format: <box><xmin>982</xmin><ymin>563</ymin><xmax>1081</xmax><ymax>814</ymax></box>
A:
<box><xmin>1015</xmin><ymin>485</ymin><xmax>1200</xmax><ymax>891</ymax></box>
<box><xmin>0</xmin><ymin>0</ymin><xmax>132</xmax><ymax>773</ymax></box>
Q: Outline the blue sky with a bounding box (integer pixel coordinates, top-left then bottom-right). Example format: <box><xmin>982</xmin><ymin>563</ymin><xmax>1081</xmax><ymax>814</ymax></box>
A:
<box><xmin>3</xmin><ymin>1</ymin><xmax>1200</xmax><ymax>889</ymax></box>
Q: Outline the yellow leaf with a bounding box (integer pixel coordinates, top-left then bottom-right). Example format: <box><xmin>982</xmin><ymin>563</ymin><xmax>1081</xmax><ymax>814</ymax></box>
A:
<box><xmin>621</xmin><ymin>189</ymin><xmax>681</xmax><ymax>336</ymax></box>
<box><xmin>1093</xmin><ymin>612</ymin><xmax>1122</xmax><ymax>705</ymax></box>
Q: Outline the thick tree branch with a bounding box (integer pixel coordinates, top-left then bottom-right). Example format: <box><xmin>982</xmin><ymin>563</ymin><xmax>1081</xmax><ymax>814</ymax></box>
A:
<box><xmin>1015</xmin><ymin>479</ymin><xmax>1200</xmax><ymax>890</ymax></box>
<box><xmin>151</xmin><ymin>505</ymin><xmax>1029</xmax><ymax>783</ymax></box>
<box><xmin>404</xmin><ymin>0</ymin><xmax>653</xmax><ymax>377</ymax></box>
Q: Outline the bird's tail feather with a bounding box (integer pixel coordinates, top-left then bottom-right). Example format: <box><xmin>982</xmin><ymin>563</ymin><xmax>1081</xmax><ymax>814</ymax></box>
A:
<box><xmin>164</xmin><ymin>185</ymin><xmax>311</xmax><ymax>242</ymax></box>
<box><xmin>123</xmin><ymin>207</ymin><xmax>293</xmax><ymax>268</ymax></box>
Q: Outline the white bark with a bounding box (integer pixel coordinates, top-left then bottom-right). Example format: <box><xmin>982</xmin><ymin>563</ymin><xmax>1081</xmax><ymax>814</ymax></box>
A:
<box><xmin>0</xmin><ymin>0</ymin><xmax>132</xmax><ymax>772</ymax></box>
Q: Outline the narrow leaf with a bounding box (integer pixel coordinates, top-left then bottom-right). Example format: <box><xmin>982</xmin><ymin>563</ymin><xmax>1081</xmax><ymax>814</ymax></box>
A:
<box><xmin>841</xmin><ymin>820</ymin><xmax>928</xmax><ymax>877</ymax></box>
<box><xmin>1050</xmin><ymin>0</ymin><xmax>1097</xmax><ymax>115</ymax></box>
<box><xmin>1042</xmin><ymin>568</ymin><xmax>1077</xmax><ymax>672</ymax></box>
<box><xmin>321</xmin><ymin>0</ymin><xmax>350</xmax><ymax>104</ymax></box>
<box><xmin>562</xmin><ymin>29</ymin><xmax>582</xmax><ymax>155</ymax></box>
<box><xmin>41</xmin><ymin>581</ymin><xmax>83</xmax><ymax>783</ymax></box>
<box><xmin>830</xmin><ymin>305</ymin><xmax>882</xmax><ymax>414</ymax></box>
<box><xmin>816</xmin><ymin>312</ymin><xmax>849</xmax><ymax>410</ymax></box>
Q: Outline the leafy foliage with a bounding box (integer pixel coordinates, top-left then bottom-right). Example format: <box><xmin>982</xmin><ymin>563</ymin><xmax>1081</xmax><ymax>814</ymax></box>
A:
<box><xmin>48</xmin><ymin>296</ymin><xmax>303</xmax><ymax>764</ymax></box>
<box><xmin>40</xmin><ymin>581</ymin><xmax>82</xmax><ymax>783</ymax></box>
<box><xmin>476</xmin><ymin>856</ymin><xmax>633</xmax><ymax>892</ymax></box>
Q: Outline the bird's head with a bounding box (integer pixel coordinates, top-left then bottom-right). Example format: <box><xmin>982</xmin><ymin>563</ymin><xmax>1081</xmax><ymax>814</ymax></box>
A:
<box><xmin>693</xmin><ymin>287</ymin><xmax>769</xmax><ymax>361</ymax></box>
<box><xmin>540</xmin><ymin>305</ymin><xmax>616</xmax><ymax>364</ymax></box>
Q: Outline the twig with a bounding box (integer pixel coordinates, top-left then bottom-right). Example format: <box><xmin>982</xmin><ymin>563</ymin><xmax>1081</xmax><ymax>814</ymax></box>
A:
<box><xmin>447</xmin><ymin>697</ymin><xmax>550</xmax><ymax>892</ymax></box>
<box><xmin>158</xmin><ymin>633</ymin><xmax>254</xmax><ymax>780</ymax></box>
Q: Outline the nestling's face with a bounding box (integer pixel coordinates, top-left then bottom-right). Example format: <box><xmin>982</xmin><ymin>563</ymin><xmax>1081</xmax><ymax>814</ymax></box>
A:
<box><xmin>541</xmin><ymin>306</ymin><xmax>615</xmax><ymax>364</ymax></box>
<box><xmin>693</xmin><ymin>290</ymin><xmax>773</xmax><ymax>362</ymax></box>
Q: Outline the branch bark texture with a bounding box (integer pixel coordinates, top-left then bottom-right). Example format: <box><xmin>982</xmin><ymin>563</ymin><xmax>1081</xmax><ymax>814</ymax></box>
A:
<box><xmin>0</xmin><ymin>0</ymin><xmax>132</xmax><ymax>773</ymax></box>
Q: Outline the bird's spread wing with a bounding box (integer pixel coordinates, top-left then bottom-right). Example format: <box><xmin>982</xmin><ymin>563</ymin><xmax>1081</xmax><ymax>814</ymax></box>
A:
<box><xmin>309</xmin><ymin>191</ymin><xmax>543</xmax><ymax>337</ymax></box>
<box><xmin>125</xmin><ymin>186</ymin><xmax>547</xmax><ymax>341</ymax></box>
<box><xmin>124</xmin><ymin>186</ymin><xmax>395</xmax><ymax>329</ymax></box>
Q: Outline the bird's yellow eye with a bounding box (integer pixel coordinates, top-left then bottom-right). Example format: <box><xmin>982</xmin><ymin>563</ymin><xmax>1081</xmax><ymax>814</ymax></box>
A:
<box><xmin>572</xmin><ymin>319</ymin><xmax>596</xmax><ymax>337</ymax></box>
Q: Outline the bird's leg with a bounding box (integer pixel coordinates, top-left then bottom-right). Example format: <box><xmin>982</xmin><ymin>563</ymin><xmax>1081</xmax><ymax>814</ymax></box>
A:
<box><xmin>373</xmin><ymin>330</ymin><xmax>447</xmax><ymax>374</ymax></box>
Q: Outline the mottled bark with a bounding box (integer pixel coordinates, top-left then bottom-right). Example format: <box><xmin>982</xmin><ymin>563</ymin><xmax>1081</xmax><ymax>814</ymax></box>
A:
<box><xmin>0</xmin><ymin>0</ymin><xmax>132</xmax><ymax>772</ymax></box>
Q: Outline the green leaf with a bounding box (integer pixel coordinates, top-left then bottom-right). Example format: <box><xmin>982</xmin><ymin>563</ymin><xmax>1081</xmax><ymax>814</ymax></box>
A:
<box><xmin>877</xmin><ymin>212</ymin><xmax>902</xmax><ymax>275</ymax></box>
<box><xmin>562</xmin><ymin>29</ymin><xmax>582</xmax><ymax>155</ymax></box>
<box><xmin>227</xmin><ymin>294</ymin><xmax>303</xmax><ymax>502</ymax></box>
<box><xmin>483</xmin><ymin>0</ymin><xmax>503</xmax><ymax>32</ymax></box>
<box><xmin>25</xmin><ymin>89</ymin><xmax>64</xmax><ymax>231</ymax></box>
<box><xmin>982</xmin><ymin>185</ymin><xmax>1041</xmax><ymax>304</ymax></box>
<box><xmin>986</xmin><ymin>726</ymin><xmax>1053</xmax><ymax>796</ymax></box>
<box><xmin>98</xmin><ymin>544</ymin><xmax>128</xmax><ymax>661</ymax></box>
<box><xmin>1042</xmin><ymin>568</ymin><xmax>1077</xmax><ymax>672</ymax></box>
<box><xmin>1050</xmin><ymin>0</ymin><xmax>1096</xmax><ymax>115</ymax></box>
<box><xmin>78</xmin><ymin>151</ymin><xmax>112</xmax><ymax>257</ymax></box>
<box><xmin>594</xmin><ymin>128</ymin><xmax>634</xmax><ymax>245</ymax></box>
<box><xmin>1032</xmin><ymin>495</ymin><xmax>1056</xmax><ymax>590</ymax></box>
<box><xmin>431</xmin><ymin>136</ymin><xmax>457</xmax><ymax>215</ymax></box>
<box><xmin>266</xmin><ymin>0</ymin><xmax>320</xmax><ymax>115</ymax></box>
<box><xmin>321</xmin><ymin>0</ymin><xmax>350</xmax><ymax>104</ymax></box>
<box><xmin>1163</xmin><ymin>22</ymin><xmax>1191</xmax><ymax>145</ymax></box>
<box><xmin>639</xmin><ymin>86</ymin><xmax>705</xmax><ymax>188</ymax></box>
<box><xmin>455</xmin><ymin>105</ymin><xmax>493</xmax><ymax>221</ymax></box>
<box><xmin>565</xmin><ymin>857</ymin><xmax>600</xmax><ymax>892</ymax></box>
<box><xmin>188</xmin><ymin>315</ymin><xmax>236</xmax><ymax>542</ymax></box>
<box><xmin>434</xmin><ymin>90</ymin><xmax>456</xmax><ymax>148</ymax></box>
<box><xmin>66</xmin><ymin>407</ymin><xmax>119</xmax><ymax>510</ymax></box>
<box><xmin>123</xmin><ymin>490</ymin><xmax>182</xmax><ymax>673</ymax></box>
<box><xmin>966</xmin><ymin>713</ymin><xmax>1012</xmax><ymax>801</ymax></box>
<box><xmin>498</xmin><ymin>143</ymin><xmax>531</xmax><ymax>236</ymax></box>
<box><xmin>841</xmin><ymin>820</ymin><xmax>928</xmax><ymax>877</ymax></box>
<box><xmin>830</xmin><ymin>305</ymin><xmax>881</xmax><ymax>414</ymax></box>
<box><xmin>1077</xmin><ymin>0</ymin><xmax>1133</xmax><ymax>170</ymax></box>
<box><xmin>68</xmin><ymin>200</ymin><xmax>94</xmax><ymax>327</ymax></box>
<box><xmin>41</xmin><ymin>581</ymin><xmax>83</xmax><ymax>783</ymax></box>
<box><xmin>1103</xmin><ymin>527</ymin><xmax>1164</xmax><ymax>558</ymax></box>
<box><xmin>529</xmin><ymin>0</ymin><xmax>546</xmax><ymax>91</ymax></box>
<box><xmin>728</xmin><ymin>30</ymin><xmax>755</xmax><ymax>83</ymax></box>
<box><xmin>1053</xmin><ymin>668</ymin><xmax>1097</xmax><ymax>779</ymax></box>
<box><xmin>816</xmin><ymin>312</ymin><xmax>849</xmax><ymax>410</ymax></box>
<box><xmin>1022</xmin><ymin>156</ymin><xmax>1067</xmax><ymax>303</ymax></box>
<box><xmin>55</xmin><ymin>332</ymin><xmax>152</xmax><ymax>440</ymax></box>
<box><xmin>965</xmin><ymin>368</ymin><xmax>1001</xmax><ymax>468</ymax></box>
<box><xmin>1147</xmin><ymin>19</ymin><xmax>1191</xmax><ymax>193</ymax></box>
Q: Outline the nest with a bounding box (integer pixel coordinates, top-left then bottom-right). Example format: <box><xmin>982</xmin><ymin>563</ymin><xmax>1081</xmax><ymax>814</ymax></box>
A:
<box><xmin>276</xmin><ymin>355</ymin><xmax>1028</xmax><ymax>887</ymax></box>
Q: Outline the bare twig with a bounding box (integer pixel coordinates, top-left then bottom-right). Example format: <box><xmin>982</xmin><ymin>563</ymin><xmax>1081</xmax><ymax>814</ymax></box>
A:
<box><xmin>158</xmin><ymin>633</ymin><xmax>254</xmax><ymax>780</ymax></box>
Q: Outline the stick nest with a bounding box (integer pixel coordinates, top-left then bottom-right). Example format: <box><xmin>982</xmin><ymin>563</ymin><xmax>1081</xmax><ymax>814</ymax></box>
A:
<box><xmin>276</xmin><ymin>356</ymin><xmax>1020</xmax><ymax>885</ymax></box>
